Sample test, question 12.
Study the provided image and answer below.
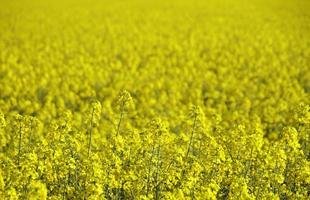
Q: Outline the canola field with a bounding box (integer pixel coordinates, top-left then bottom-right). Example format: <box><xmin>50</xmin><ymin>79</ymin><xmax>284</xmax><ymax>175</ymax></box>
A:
<box><xmin>0</xmin><ymin>0</ymin><xmax>309</xmax><ymax>199</ymax></box>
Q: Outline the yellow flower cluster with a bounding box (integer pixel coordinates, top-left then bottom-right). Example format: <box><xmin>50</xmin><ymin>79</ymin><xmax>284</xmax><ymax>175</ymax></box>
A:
<box><xmin>0</xmin><ymin>0</ymin><xmax>309</xmax><ymax>199</ymax></box>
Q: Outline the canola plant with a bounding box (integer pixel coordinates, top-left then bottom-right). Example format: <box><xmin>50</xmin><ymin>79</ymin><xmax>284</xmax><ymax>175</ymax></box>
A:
<box><xmin>0</xmin><ymin>0</ymin><xmax>309</xmax><ymax>199</ymax></box>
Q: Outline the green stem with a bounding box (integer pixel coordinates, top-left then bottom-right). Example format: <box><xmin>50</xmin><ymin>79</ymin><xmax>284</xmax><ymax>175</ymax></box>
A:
<box><xmin>28</xmin><ymin>118</ymin><xmax>33</xmax><ymax>149</ymax></box>
<box><xmin>155</xmin><ymin>145</ymin><xmax>161</xmax><ymax>200</ymax></box>
<box><xmin>146</xmin><ymin>145</ymin><xmax>156</xmax><ymax>196</ymax></box>
<box><xmin>18</xmin><ymin>119</ymin><xmax>22</xmax><ymax>166</ymax></box>
<box><xmin>185</xmin><ymin>114</ymin><xmax>197</xmax><ymax>160</ymax></box>
<box><xmin>88</xmin><ymin>108</ymin><xmax>95</xmax><ymax>157</ymax></box>
<box><xmin>116</xmin><ymin>101</ymin><xmax>125</xmax><ymax>136</ymax></box>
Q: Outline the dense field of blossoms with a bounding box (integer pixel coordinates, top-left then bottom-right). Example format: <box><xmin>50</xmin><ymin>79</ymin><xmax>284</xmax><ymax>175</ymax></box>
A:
<box><xmin>0</xmin><ymin>0</ymin><xmax>309</xmax><ymax>199</ymax></box>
